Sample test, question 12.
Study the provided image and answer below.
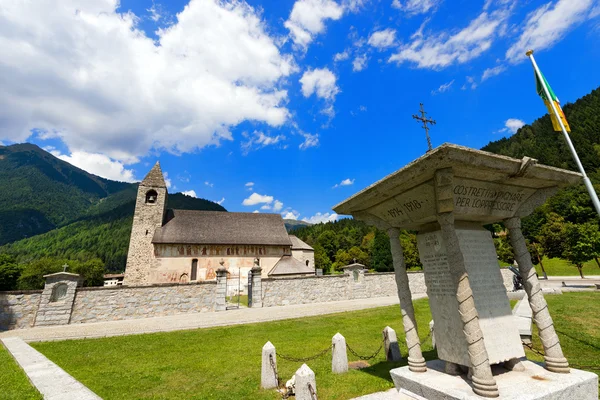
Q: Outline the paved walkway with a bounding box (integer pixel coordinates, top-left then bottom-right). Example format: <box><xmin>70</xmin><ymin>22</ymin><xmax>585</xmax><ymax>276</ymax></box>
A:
<box><xmin>2</xmin><ymin>337</ymin><xmax>101</xmax><ymax>399</ymax></box>
<box><xmin>0</xmin><ymin>295</ymin><xmax>421</xmax><ymax>343</ymax></box>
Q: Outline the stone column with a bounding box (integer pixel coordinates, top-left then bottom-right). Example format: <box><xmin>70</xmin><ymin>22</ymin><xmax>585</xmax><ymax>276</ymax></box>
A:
<box><xmin>250</xmin><ymin>266</ymin><xmax>263</xmax><ymax>308</ymax></box>
<box><xmin>332</xmin><ymin>333</ymin><xmax>348</xmax><ymax>374</ymax></box>
<box><xmin>383</xmin><ymin>326</ymin><xmax>402</xmax><ymax>362</ymax></box>
<box><xmin>294</xmin><ymin>364</ymin><xmax>316</xmax><ymax>400</ymax></box>
<box><xmin>215</xmin><ymin>268</ymin><xmax>227</xmax><ymax>312</ymax></box>
<box><xmin>504</xmin><ymin>216</ymin><xmax>570</xmax><ymax>373</ymax></box>
<box><xmin>261</xmin><ymin>341</ymin><xmax>278</xmax><ymax>389</ymax></box>
<box><xmin>388</xmin><ymin>227</ymin><xmax>427</xmax><ymax>373</ymax></box>
<box><xmin>437</xmin><ymin>212</ymin><xmax>498</xmax><ymax>398</ymax></box>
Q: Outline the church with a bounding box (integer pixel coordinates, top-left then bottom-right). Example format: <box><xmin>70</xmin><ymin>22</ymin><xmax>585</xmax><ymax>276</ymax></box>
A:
<box><xmin>124</xmin><ymin>163</ymin><xmax>315</xmax><ymax>288</ymax></box>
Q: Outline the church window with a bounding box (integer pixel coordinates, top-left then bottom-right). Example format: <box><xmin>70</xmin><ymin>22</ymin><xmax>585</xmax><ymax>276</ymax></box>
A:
<box><xmin>202</xmin><ymin>247</ymin><xmax>207</xmax><ymax>255</ymax></box>
<box><xmin>306</xmin><ymin>260</ymin><xmax>309</xmax><ymax>267</ymax></box>
<box><xmin>227</xmin><ymin>248</ymin><xmax>231</xmax><ymax>255</ymax></box>
<box><xmin>191</xmin><ymin>259</ymin><xmax>198</xmax><ymax>281</ymax></box>
<box><xmin>145</xmin><ymin>190</ymin><xmax>158</xmax><ymax>204</ymax></box>
<box><xmin>180</xmin><ymin>273</ymin><xmax>189</xmax><ymax>283</ymax></box>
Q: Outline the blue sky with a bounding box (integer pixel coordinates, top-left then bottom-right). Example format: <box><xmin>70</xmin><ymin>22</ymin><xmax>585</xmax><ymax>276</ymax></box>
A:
<box><xmin>1</xmin><ymin>0</ymin><xmax>599</xmax><ymax>222</ymax></box>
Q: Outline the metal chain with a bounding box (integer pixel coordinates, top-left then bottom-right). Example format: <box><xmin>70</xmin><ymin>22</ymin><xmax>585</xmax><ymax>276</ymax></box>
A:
<box><xmin>276</xmin><ymin>345</ymin><xmax>332</xmax><ymax>363</ymax></box>
<box><xmin>346</xmin><ymin>337</ymin><xmax>385</xmax><ymax>361</ymax></box>
<box><xmin>522</xmin><ymin>341</ymin><xmax>600</xmax><ymax>371</ymax></box>
<box><xmin>308</xmin><ymin>382</ymin><xmax>318</xmax><ymax>400</ymax></box>
<box><xmin>269</xmin><ymin>353</ymin><xmax>280</xmax><ymax>387</ymax></box>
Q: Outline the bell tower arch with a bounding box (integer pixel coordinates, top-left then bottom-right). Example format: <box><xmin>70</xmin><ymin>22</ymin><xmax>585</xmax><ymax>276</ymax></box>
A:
<box><xmin>124</xmin><ymin>162</ymin><xmax>168</xmax><ymax>285</ymax></box>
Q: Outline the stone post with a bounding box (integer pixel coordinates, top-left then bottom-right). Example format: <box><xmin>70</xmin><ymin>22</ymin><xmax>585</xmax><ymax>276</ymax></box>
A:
<box><xmin>383</xmin><ymin>326</ymin><xmax>402</xmax><ymax>362</ymax></box>
<box><xmin>34</xmin><ymin>272</ymin><xmax>81</xmax><ymax>327</ymax></box>
<box><xmin>251</xmin><ymin>266</ymin><xmax>263</xmax><ymax>308</ymax></box>
<box><xmin>332</xmin><ymin>332</ymin><xmax>348</xmax><ymax>374</ymax></box>
<box><xmin>437</xmin><ymin>212</ymin><xmax>498</xmax><ymax>397</ymax></box>
<box><xmin>504</xmin><ymin>216</ymin><xmax>570</xmax><ymax>373</ymax></box>
<box><xmin>261</xmin><ymin>341</ymin><xmax>278</xmax><ymax>389</ymax></box>
<box><xmin>388</xmin><ymin>227</ymin><xmax>427</xmax><ymax>373</ymax></box>
<box><xmin>294</xmin><ymin>364</ymin><xmax>316</xmax><ymax>400</ymax></box>
<box><xmin>215</xmin><ymin>268</ymin><xmax>227</xmax><ymax>312</ymax></box>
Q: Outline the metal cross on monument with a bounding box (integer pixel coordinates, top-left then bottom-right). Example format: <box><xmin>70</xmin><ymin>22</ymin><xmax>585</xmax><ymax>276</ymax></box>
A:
<box><xmin>412</xmin><ymin>103</ymin><xmax>436</xmax><ymax>152</ymax></box>
<box><xmin>62</xmin><ymin>264</ymin><xmax>69</xmax><ymax>272</ymax></box>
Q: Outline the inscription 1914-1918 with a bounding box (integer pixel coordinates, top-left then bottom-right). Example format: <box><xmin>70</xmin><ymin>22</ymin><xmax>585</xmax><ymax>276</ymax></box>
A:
<box><xmin>387</xmin><ymin>199</ymin><xmax>423</xmax><ymax>218</ymax></box>
<box><xmin>453</xmin><ymin>184</ymin><xmax>525</xmax><ymax>212</ymax></box>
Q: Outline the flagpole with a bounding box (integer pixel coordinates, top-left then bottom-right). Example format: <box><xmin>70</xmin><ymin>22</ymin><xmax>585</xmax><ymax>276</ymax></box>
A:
<box><xmin>526</xmin><ymin>49</ymin><xmax>600</xmax><ymax>217</ymax></box>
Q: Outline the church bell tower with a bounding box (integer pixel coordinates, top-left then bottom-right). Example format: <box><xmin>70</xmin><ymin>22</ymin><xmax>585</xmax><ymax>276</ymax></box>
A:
<box><xmin>124</xmin><ymin>162</ymin><xmax>168</xmax><ymax>286</ymax></box>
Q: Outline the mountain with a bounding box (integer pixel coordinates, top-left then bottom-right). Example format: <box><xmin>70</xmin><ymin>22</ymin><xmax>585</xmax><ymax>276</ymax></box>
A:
<box><xmin>284</xmin><ymin>219</ymin><xmax>312</xmax><ymax>232</ymax></box>
<box><xmin>0</xmin><ymin>143</ymin><xmax>226</xmax><ymax>271</ymax></box>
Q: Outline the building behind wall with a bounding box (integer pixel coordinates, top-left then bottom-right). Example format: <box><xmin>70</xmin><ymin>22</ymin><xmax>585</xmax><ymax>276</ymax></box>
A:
<box><xmin>124</xmin><ymin>164</ymin><xmax>315</xmax><ymax>287</ymax></box>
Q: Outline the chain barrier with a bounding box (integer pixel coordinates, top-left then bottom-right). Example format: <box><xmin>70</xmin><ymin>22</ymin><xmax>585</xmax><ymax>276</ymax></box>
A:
<box><xmin>308</xmin><ymin>382</ymin><xmax>318</xmax><ymax>400</ymax></box>
<box><xmin>276</xmin><ymin>345</ymin><xmax>332</xmax><ymax>363</ymax></box>
<box><xmin>522</xmin><ymin>341</ymin><xmax>600</xmax><ymax>371</ymax></box>
<box><xmin>346</xmin><ymin>337</ymin><xmax>385</xmax><ymax>361</ymax></box>
<box><xmin>269</xmin><ymin>353</ymin><xmax>280</xmax><ymax>386</ymax></box>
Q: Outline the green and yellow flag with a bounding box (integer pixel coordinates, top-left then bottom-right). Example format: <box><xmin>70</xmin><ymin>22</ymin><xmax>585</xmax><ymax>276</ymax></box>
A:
<box><xmin>535</xmin><ymin>72</ymin><xmax>571</xmax><ymax>132</ymax></box>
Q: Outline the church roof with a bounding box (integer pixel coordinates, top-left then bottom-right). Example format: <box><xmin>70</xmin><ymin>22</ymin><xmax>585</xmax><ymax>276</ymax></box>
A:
<box><xmin>269</xmin><ymin>255</ymin><xmax>315</xmax><ymax>276</ymax></box>
<box><xmin>288</xmin><ymin>235</ymin><xmax>313</xmax><ymax>251</ymax></box>
<box><xmin>152</xmin><ymin>210</ymin><xmax>292</xmax><ymax>246</ymax></box>
<box><xmin>140</xmin><ymin>162</ymin><xmax>167</xmax><ymax>188</ymax></box>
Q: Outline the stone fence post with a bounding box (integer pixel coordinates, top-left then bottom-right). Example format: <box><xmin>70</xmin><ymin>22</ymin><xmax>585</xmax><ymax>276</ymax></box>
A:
<box><xmin>251</xmin><ymin>266</ymin><xmax>262</xmax><ymax>308</ymax></box>
<box><xmin>383</xmin><ymin>326</ymin><xmax>402</xmax><ymax>362</ymax></box>
<box><xmin>261</xmin><ymin>341</ymin><xmax>278</xmax><ymax>389</ymax></box>
<box><xmin>295</xmin><ymin>364</ymin><xmax>316</xmax><ymax>400</ymax></box>
<box><xmin>215</xmin><ymin>268</ymin><xmax>227</xmax><ymax>312</ymax></box>
<box><xmin>34</xmin><ymin>272</ymin><xmax>81</xmax><ymax>327</ymax></box>
<box><xmin>332</xmin><ymin>332</ymin><xmax>348</xmax><ymax>374</ymax></box>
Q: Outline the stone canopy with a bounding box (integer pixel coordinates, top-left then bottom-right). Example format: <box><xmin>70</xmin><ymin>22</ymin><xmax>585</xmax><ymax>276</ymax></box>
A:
<box><xmin>333</xmin><ymin>143</ymin><xmax>581</xmax><ymax>229</ymax></box>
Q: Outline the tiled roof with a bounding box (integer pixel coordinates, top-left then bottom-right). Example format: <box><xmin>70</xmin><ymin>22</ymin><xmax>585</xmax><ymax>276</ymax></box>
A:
<box><xmin>288</xmin><ymin>235</ymin><xmax>313</xmax><ymax>251</ymax></box>
<box><xmin>269</xmin><ymin>255</ymin><xmax>315</xmax><ymax>276</ymax></box>
<box><xmin>152</xmin><ymin>210</ymin><xmax>292</xmax><ymax>246</ymax></box>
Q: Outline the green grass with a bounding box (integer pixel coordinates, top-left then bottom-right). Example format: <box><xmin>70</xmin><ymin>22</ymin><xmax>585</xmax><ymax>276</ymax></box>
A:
<box><xmin>0</xmin><ymin>345</ymin><xmax>42</xmax><ymax>400</ymax></box>
<box><xmin>31</xmin><ymin>293</ymin><xmax>599</xmax><ymax>400</ymax></box>
<box><xmin>535</xmin><ymin>257</ymin><xmax>600</xmax><ymax>277</ymax></box>
<box><xmin>227</xmin><ymin>294</ymin><xmax>249</xmax><ymax>307</ymax></box>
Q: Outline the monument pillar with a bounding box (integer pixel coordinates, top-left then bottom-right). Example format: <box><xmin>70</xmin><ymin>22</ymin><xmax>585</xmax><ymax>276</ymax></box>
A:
<box><xmin>504</xmin><ymin>216</ymin><xmax>570</xmax><ymax>373</ymax></box>
<box><xmin>388</xmin><ymin>227</ymin><xmax>427</xmax><ymax>373</ymax></box>
<box><xmin>434</xmin><ymin>169</ymin><xmax>498</xmax><ymax>398</ymax></box>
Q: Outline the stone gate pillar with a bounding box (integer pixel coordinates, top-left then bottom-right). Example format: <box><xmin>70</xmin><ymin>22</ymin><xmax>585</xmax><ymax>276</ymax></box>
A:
<box><xmin>250</xmin><ymin>266</ymin><xmax>263</xmax><ymax>308</ymax></box>
<box><xmin>504</xmin><ymin>216</ymin><xmax>569</xmax><ymax>373</ymax></box>
<box><xmin>215</xmin><ymin>267</ymin><xmax>227</xmax><ymax>312</ymax></box>
<box><xmin>388</xmin><ymin>227</ymin><xmax>427</xmax><ymax>373</ymax></box>
<box><xmin>34</xmin><ymin>272</ymin><xmax>81</xmax><ymax>327</ymax></box>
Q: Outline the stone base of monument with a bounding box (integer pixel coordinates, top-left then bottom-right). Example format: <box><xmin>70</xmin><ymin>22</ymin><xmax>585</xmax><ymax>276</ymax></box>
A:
<box><xmin>390</xmin><ymin>359</ymin><xmax>598</xmax><ymax>400</ymax></box>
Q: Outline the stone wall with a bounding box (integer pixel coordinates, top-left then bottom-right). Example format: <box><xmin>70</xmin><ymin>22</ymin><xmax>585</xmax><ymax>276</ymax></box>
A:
<box><xmin>70</xmin><ymin>281</ymin><xmax>216</xmax><ymax>324</ymax></box>
<box><xmin>0</xmin><ymin>291</ymin><xmax>42</xmax><ymax>331</ymax></box>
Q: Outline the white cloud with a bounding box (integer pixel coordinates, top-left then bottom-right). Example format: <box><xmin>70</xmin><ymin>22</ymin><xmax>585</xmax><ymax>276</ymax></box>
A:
<box><xmin>282</xmin><ymin>210</ymin><xmax>300</xmax><ymax>220</ymax></box>
<box><xmin>0</xmin><ymin>0</ymin><xmax>294</xmax><ymax>162</ymax></box>
<box><xmin>300</xmin><ymin>68</ymin><xmax>340</xmax><ymax>100</ymax></box>
<box><xmin>253</xmin><ymin>210</ymin><xmax>260</xmax><ymax>213</ymax></box>
<box><xmin>299</xmin><ymin>133</ymin><xmax>320</xmax><ymax>150</ymax></box>
<box><xmin>333</xmin><ymin>50</ymin><xmax>350</xmax><ymax>61</ymax></box>
<box><xmin>506</xmin><ymin>0</ymin><xmax>593</xmax><ymax>63</ymax></box>
<box><xmin>431</xmin><ymin>80</ymin><xmax>455</xmax><ymax>95</ymax></box>
<box><xmin>352</xmin><ymin>54</ymin><xmax>368</xmax><ymax>72</ymax></box>
<box><xmin>163</xmin><ymin>171</ymin><xmax>172</xmax><ymax>189</ymax></box>
<box><xmin>245</xmin><ymin>182</ymin><xmax>254</xmax><ymax>187</ymax></box>
<box><xmin>389</xmin><ymin>10</ymin><xmax>508</xmax><ymax>69</ymax></box>
<box><xmin>260</xmin><ymin>204</ymin><xmax>272</xmax><ymax>210</ymax></box>
<box><xmin>182</xmin><ymin>190</ymin><xmax>197</xmax><ymax>197</ymax></box>
<box><xmin>392</xmin><ymin>0</ymin><xmax>439</xmax><ymax>15</ymax></box>
<box><xmin>273</xmin><ymin>200</ymin><xmax>284</xmax><ymax>212</ymax></box>
<box><xmin>368</xmin><ymin>29</ymin><xmax>396</xmax><ymax>48</ymax></box>
<box><xmin>241</xmin><ymin>130</ymin><xmax>286</xmax><ymax>154</ymax></box>
<box><xmin>333</xmin><ymin>178</ymin><xmax>355</xmax><ymax>188</ymax></box>
<box><xmin>216</xmin><ymin>197</ymin><xmax>225</xmax><ymax>205</ymax></box>
<box><xmin>284</xmin><ymin>0</ymin><xmax>344</xmax><ymax>49</ymax></box>
<box><xmin>504</xmin><ymin>118</ymin><xmax>525</xmax><ymax>133</ymax></box>
<box><xmin>51</xmin><ymin>150</ymin><xmax>136</xmax><ymax>182</ymax></box>
<box><xmin>204</xmin><ymin>181</ymin><xmax>214</xmax><ymax>187</ymax></box>
<box><xmin>462</xmin><ymin>76</ymin><xmax>477</xmax><ymax>90</ymax></box>
<box><xmin>302</xmin><ymin>212</ymin><xmax>339</xmax><ymax>224</ymax></box>
<box><xmin>481</xmin><ymin>65</ymin><xmax>506</xmax><ymax>81</ymax></box>
<box><xmin>242</xmin><ymin>192</ymin><xmax>274</xmax><ymax>206</ymax></box>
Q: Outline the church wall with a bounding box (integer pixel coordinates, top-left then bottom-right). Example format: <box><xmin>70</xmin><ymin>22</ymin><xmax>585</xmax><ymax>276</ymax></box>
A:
<box><xmin>291</xmin><ymin>249</ymin><xmax>315</xmax><ymax>271</ymax></box>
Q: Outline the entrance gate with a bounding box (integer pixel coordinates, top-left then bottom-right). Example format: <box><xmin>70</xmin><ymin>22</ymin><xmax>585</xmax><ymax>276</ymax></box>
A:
<box><xmin>225</xmin><ymin>266</ymin><xmax>242</xmax><ymax>310</ymax></box>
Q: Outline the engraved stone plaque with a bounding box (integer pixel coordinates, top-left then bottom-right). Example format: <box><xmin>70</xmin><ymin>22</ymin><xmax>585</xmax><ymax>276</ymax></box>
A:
<box><xmin>417</xmin><ymin>227</ymin><xmax>525</xmax><ymax>366</ymax></box>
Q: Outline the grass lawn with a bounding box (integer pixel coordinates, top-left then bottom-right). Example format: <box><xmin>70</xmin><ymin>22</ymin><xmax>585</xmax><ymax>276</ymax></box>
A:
<box><xmin>0</xmin><ymin>345</ymin><xmax>42</xmax><ymax>400</ymax></box>
<box><xmin>30</xmin><ymin>293</ymin><xmax>599</xmax><ymax>400</ymax></box>
<box><xmin>535</xmin><ymin>257</ymin><xmax>600</xmax><ymax>277</ymax></box>
<box><xmin>227</xmin><ymin>294</ymin><xmax>249</xmax><ymax>308</ymax></box>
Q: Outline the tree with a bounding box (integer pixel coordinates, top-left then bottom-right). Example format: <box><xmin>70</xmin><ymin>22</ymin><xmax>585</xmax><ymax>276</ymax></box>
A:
<box><xmin>313</xmin><ymin>244</ymin><xmax>332</xmax><ymax>274</ymax></box>
<box><xmin>562</xmin><ymin>222</ymin><xmax>600</xmax><ymax>278</ymax></box>
<box><xmin>494</xmin><ymin>235</ymin><xmax>514</xmax><ymax>265</ymax></box>
<box><xmin>527</xmin><ymin>241</ymin><xmax>548</xmax><ymax>279</ymax></box>
<box><xmin>18</xmin><ymin>258</ymin><xmax>64</xmax><ymax>290</ymax></box>
<box><xmin>371</xmin><ymin>230</ymin><xmax>392</xmax><ymax>272</ymax></box>
<box><xmin>537</xmin><ymin>213</ymin><xmax>567</xmax><ymax>259</ymax></box>
<box><xmin>0</xmin><ymin>254</ymin><xmax>22</xmax><ymax>291</ymax></box>
<box><xmin>73</xmin><ymin>259</ymin><xmax>106</xmax><ymax>287</ymax></box>
<box><xmin>316</xmin><ymin>231</ymin><xmax>338</xmax><ymax>261</ymax></box>
<box><xmin>400</xmin><ymin>232</ymin><xmax>421</xmax><ymax>270</ymax></box>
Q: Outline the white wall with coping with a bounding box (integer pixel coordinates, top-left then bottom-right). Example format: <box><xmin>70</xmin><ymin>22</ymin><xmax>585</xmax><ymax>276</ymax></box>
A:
<box><xmin>0</xmin><ymin>269</ymin><xmax>514</xmax><ymax>330</ymax></box>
